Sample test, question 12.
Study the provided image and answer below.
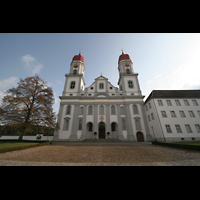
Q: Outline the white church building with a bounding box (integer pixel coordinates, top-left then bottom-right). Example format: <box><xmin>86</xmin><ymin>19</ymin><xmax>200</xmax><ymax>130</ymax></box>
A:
<box><xmin>53</xmin><ymin>51</ymin><xmax>153</xmax><ymax>142</ymax></box>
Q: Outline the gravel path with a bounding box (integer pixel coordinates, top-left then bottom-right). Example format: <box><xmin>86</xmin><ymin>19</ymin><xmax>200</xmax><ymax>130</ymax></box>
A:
<box><xmin>0</xmin><ymin>142</ymin><xmax>200</xmax><ymax>166</ymax></box>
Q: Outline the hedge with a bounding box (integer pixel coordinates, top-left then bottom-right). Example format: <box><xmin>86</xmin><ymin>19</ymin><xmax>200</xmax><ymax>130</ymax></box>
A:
<box><xmin>0</xmin><ymin>141</ymin><xmax>51</xmax><ymax>153</ymax></box>
<box><xmin>152</xmin><ymin>141</ymin><xmax>200</xmax><ymax>152</ymax></box>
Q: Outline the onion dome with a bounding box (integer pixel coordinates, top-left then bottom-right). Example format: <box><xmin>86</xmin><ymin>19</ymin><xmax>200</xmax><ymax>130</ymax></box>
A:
<box><xmin>118</xmin><ymin>51</ymin><xmax>131</xmax><ymax>64</ymax></box>
<box><xmin>72</xmin><ymin>52</ymin><xmax>85</xmax><ymax>65</ymax></box>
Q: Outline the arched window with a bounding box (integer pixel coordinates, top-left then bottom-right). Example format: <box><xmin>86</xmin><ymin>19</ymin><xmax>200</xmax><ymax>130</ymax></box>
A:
<box><xmin>122</xmin><ymin>119</ymin><xmax>126</xmax><ymax>130</ymax></box>
<box><xmin>120</xmin><ymin>106</ymin><xmax>125</xmax><ymax>115</ymax></box>
<box><xmin>88</xmin><ymin>105</ymin><xmax>93</xmax><ymax>115</ymax></box>
<box><xmin>73</xmin><ymin>70</ymin><xmax>77</xmax><ymax>75</ymax></box>
<box><xmin>133</xmin><ymin>104</ymin><xmax>139</xmax><ymax>114</ymax></box>
<box><xmin>63</xmin><ymin>117</ymin><xmax>70</xmax><ymax>130</ymax></box>
<box><xmin>99</xmin><ymin>105</ymin><xmax>104</xmax><ymax>115</ymax></box>
<box><xmin>126</xmin><ymin>69</ymin><xmax>130</xmax><ymax>74</ymax></box>
<box><xmin>128</xmin><ymin>81</ymin><xmax>133</xmax><ymax>88</ymax></box>
<box><xmin>111</xmin><ymin>122</ymin><xmax>116</xmax><ymax>131</ymax></box>
<box><xmin>88</xmin><ymin>122</ymin><xmax>93</xmax><ymax>132</ymax></box>
<box><xmin>78</xmin><ymin>118</ymin><xmax>82</xmax><ymax>130</ymax></box>
<box><xmin>111</xmin><ymin>105</ymin><xmax>116</xmax><ymax>115</ymax></box>
<box><xmin>79</xmin><ymin>106</ymin><xmax>83</xmax><ymax>115</ymax></box>
<box><xmin>66</xmin><ymin>105</ymin><xmax>71</xmax><ymax>115</ymax></box>
<box><xmin>70</xmin><ymin>81</ymin><xmax>75</xmax><ymax>89</ymax></box>
<box><xmin>135</xmin><ymin>117</ymin><xmax>142</xmax><ymax>130</ymax></box>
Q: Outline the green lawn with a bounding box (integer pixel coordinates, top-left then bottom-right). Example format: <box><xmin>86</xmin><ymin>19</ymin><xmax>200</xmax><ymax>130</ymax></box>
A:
<box><xmin>172</xmin><ymin>141</ymin><xmax>200</xmax><ymax>146</ymax></box>
<box><xmin>0</xmin><ymin>140</ymin><xmax>50</xmax><ymax>153</ymax></box>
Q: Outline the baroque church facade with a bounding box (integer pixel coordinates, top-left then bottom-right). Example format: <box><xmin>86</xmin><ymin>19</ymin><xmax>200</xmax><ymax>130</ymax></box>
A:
<box><xmin>53</xmin><ymin>51</ymin><xmax>153</xmax><ymax>142</ymax></box>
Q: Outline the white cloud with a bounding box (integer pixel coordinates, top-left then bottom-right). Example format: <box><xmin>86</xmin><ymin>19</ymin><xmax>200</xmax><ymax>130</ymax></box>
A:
<box><xmin>147</xmin><ymin>79</ymin><xmax>152</xmax><ymax>85</ymax></box>
<box><xmin>154</xmin><ymin>74</ymin><xmax>162</xmax><ymax>79</ymax></box>
<box><xmin>170</xmin><ymin>59</ymin><xmax>200</xmax><ymax>90</ymax></box>
<box><xmin>22</xmin><ymin>54</ymin><xmax>43</xmax><ymax>75</ymax></box>
<box><xmin>0</xmin><ymin>77</ymin><xmax>18</xmax><ymax>105</ymax></box>
<box><xmin>0</xmin><ymin>77</ymin><xmax>18</xmax><ymax>91</ymax></box>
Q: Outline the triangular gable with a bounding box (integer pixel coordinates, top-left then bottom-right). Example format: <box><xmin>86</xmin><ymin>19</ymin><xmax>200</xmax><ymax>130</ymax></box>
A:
<box><xmin>95</xmin><ymin>75</ymin><xmax>108</xmax><ymax>81</ymax></box>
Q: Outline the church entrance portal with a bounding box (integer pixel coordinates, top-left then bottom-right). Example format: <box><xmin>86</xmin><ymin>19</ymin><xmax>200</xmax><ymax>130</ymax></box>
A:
<box><xmin>136</xmin><ymin>132</ymin><xmax>144</xmax><ymax>142</ymax></box>
<box><xmin>99</xmin><ymin>122</ymin><xmax>105</xmax><ymax>139</ymax></box>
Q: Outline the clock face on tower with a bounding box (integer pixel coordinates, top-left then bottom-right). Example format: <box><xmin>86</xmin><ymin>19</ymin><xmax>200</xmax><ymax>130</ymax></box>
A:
<box><xmin>74</xmin><ymin>65</ymin><xmax>78</xmax><ymax>68</ymax></box>
<box><xmin>125</xmin><ymin>64</ymin><xmax>129</xmax><ymax>67</ymax></box>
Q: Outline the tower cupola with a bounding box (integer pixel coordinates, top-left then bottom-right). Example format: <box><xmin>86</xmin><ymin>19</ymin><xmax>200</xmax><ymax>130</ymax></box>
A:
<box><xmin>72</xmin><ymin>52</ymin><xmax>85</xmax><ymax>65</ymax></box>
<box><xmin>118</xmin><ymin>51</ymin><xmax>131</xmax><ymax>64</ymax></box>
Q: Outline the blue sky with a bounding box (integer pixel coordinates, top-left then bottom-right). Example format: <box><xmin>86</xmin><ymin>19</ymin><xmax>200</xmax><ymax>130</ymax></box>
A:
<box><xmin>1</xmin><ymin>33</ymin><xmax>200</xmax><ymax>114</ymax></box>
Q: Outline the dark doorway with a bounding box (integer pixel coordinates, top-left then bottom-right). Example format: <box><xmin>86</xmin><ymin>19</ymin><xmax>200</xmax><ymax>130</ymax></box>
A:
<box><xmin>99</xmin><ymin>122</ymin><xmax>105</xmax><ymax>139</ymax></box>
<box><xmin>136</xmin><ymin>132</ymin><xmax>144</xmax><ymax>142</ymax></box>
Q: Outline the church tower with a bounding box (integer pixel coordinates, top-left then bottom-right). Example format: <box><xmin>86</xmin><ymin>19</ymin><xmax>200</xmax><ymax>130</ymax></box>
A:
<box><xmin>62</xmin><ymin>51</ymin><xmax>86</xmax><ymax>96</ymax></box>
<box><xmin>118</xmin><ymin>51</ymin><xmax>142</xmax><ymax>96</ymax></box>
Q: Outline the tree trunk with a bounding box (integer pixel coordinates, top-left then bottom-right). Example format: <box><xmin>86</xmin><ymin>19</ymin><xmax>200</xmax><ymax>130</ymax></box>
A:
<box><xmin>18</xmin><ymin>126</ymin><xmax>25</xmax><ymax>141</ymax></box>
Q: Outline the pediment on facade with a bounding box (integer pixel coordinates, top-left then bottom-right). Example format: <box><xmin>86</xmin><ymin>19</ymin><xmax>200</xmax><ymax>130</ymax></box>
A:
<box><xmin>94</xmin><ymin>92</ymin><xmax>110</xmax><ymax>98</ymax></box>
<box><xmin>95</xmin><ymin>75</ymin><xmax>108</xmax><ymax>81</ymax></box>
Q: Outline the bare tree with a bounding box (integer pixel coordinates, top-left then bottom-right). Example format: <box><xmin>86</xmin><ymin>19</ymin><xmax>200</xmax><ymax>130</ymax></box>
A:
<box><xmin>0</xmin><ymin>75</ymin><xmax>59</xmax><ymax>140</ymax></box>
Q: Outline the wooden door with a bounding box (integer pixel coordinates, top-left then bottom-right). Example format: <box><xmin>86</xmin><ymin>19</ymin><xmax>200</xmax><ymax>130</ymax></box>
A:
<box><xmin>137</xmin><ymin>132</ymin><xmax>144</xmax><ymax>142</ymax></box>
<box><xmin>99</xmin><ymin>126</ymin><xmax>105</xmax><ymax>139</ymax></box>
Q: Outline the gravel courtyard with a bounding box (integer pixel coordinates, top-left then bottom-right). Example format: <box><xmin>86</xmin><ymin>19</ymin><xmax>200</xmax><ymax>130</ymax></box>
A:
<box><xmin>0</xmin><ymin>141</ymin><xmax>200</xmax><ymax>166</ymax></box>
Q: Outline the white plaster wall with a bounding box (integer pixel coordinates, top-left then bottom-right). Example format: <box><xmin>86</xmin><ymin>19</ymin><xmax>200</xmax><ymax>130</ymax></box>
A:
<box><xmin>146</xmin><ymin>98</ymin><xmax>200</xmax><ymax>141</ymax></box>
<box><xmin>145</xmin><ymin>99</ymin><xmax>164</xmax><ymax>141</ymax></box>
<box><xmin>129</xmin><ymin>103</ymin><xmax>147</xmax><ymax>140</ymax></box>
<box><xmin>58</xmin><ymin>104</ymin><xmax>74</xmax><ymax>140</ymax></box>
<box><xmin>65</xmin><ymin>77</ymin><xmax>80</xmax><ymax>93</ymax></box>
<box><xmin>96</xmin><ymin>79</ymin><xmax>106</xmax><ymax>93</ymax></box>
<box><xmin>123</xmin><ymin>76</ymin><xmax>139</xmax><ymax>93</ymax></box>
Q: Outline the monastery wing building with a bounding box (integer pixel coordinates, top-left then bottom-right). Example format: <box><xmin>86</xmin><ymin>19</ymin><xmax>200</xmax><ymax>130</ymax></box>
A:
<box><xmin>53</xmin><ymin>51</ymin><xmax>153</xmax><ymax>142</ymax></box>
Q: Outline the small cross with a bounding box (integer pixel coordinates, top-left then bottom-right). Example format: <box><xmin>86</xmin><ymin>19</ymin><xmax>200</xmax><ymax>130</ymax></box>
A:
<box><xmin>79</xmin><ymin>49</ymin><xmax>82</xmax><ymax>54</ymax></box>
<box><xmin>100</xmin><ymin>72</ymin><xmax>103</xmax><ymax>76</ymax></box>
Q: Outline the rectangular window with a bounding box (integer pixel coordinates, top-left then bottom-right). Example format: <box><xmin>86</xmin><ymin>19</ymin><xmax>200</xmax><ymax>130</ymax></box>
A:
<box><xmin>175</xmin><ymin>125</ymin><xmax>182</xmax><ymax>133</ymax></box>
<box><xmin>198</xmin><ymin>111</ymin><xmax>200</xmax><ymax>117</ymax></box>
<box><xmin>189</xmin><ymin>111</ymin><xmax>195</xmax><ymax>117</ymax></box>
<box><xmin>175</xmin><ymin>100</ymin><xmax>181</xmax><ymax>106</ymax></box>
<box><xmin>166</xmin><ymin>100</ymin><xmax>172</xmax><ymax>106</ymax></box>
<box><xmin>158</xmin><ymin>100</ymin><xmax>163</xmax><ymax>106</ymax></box>
<box><xmin>148</xmin><ymin>115</ymin><xmax>151</xmax><ymax>121</ymax></box>
<box><xmin>185</xmin><ymin>124</ymin><xmax>192</xmax><ymax>133</ymax></box>
<box><xmin>165</xmin><ymin>125</ymin><xmax>172</xmax><ymax>133</ymax></box>
<box><xmin>148</xmin><ymin>102</ymin><xmax>151</xmax><ymax>109</ymax></box>
<box><xmin>170</xmin><ymin>111</ymin><xmax>176</xmax><ymax>117</ymax></box>
<box><xmin>192</xmin><ymin>100</ymin><xmax>198</xmax><ymax>106</ymax></box>
<box><xmin>184</xmin><ymin>100</ymin><xmax>190</xmax><ymax>106</ymax></box>
<box><xmin>195</xmin><ymin>124</ymin><xmax>200</xmax><ymax>133</ymax></box>
<box><xmin>99</xmin><ymin>83</ymin><xmax>104</xmax><ymax>89</ymax></box>
<box><xmin>161</xmin><ymin>111</ymin><xmax>167</xmax><ymax>118</ymax></box>
<box><xmin>145</xmin><ymin>105</ymin><xmax>148</xmax><ymax>111</ymax></box>
<box><xmin>179</xmin><ymin>111</ymin><xmax>186</xmax><ymax>118</ymax></box>
<box><xmin>151</xmin><ymin>113</ymin><xmax>154</xmax><ymax>120</ymax></box>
